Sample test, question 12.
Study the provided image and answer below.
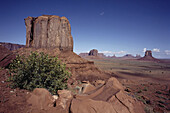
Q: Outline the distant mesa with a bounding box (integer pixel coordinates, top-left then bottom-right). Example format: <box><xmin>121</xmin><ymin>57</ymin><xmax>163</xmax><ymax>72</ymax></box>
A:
<box><xmin>25</xmin><ymin>15</ymin><xmax>73</xmax><ymax>51</ymax></box>
<box><xmin>89</xmin><ymin>49</ymin><xmax>98</xmax><ymax>56</ymax></box>
<box><xmin>139</xmin><ymin>50</ymin><xmax>160</xmax><ymax>62</ymax></box>
<box><xmin>0</xmin><ymin>42</ymin><xmax>25</xmax><ymax>51</ymax></box>
<box><xmin>121</xmin><ymin>54</ymin><xmax>135</xmax><ymax>59</ymax></box>
<box><xmin>79</xmin><ymin>49</ymin><xmax>106</xmax><ymax>58</ymax></box>
<box><xmin>79</xmin><ymin>50</ymin><xmax>141</xmax><ymax>59</ymax></box>
<box><xmin>135</xmin><ymin>54</ymin><xmax>141</xmax><ymax>59</ymax></box>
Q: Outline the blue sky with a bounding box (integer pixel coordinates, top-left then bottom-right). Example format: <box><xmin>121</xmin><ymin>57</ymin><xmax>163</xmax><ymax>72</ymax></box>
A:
<box><xmin>0</xmin><ymin>0</ymin><xmax>170</xmax><ymax>58</ymax></box>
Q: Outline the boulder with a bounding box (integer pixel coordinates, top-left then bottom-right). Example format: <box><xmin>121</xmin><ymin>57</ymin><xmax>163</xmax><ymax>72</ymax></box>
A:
<box><xmin>27</xmin><ymin>88</ymin><xmax>55</xmax><ymax>110</ymax></box>
<box><xmin>26</xmin><ymin>78</ymin><xmax>145</xmax><ymax>113</ymax></box>
<box><xmin>81</xmin><ymin>82</ymin><xmax>96</xmax><ymax>93</ymax></box>
<box><xmin>25</xmin><ymin>15</ymin><xmax>73</xmax><ymax>51</ymax></box>
<box><xmin>93</xmin><ymin>80</ymin><xmax>105</xmax><ymax>87</ymax></box>
<box><xmin>57</xmin><ymin>90</ymin><xmax>72</xmax><ymax>99</ymax></box>
<box><xmin>56</xmin><ymin>90</ymin><xmax>73</xmax><ymax>109</ymax></box>
<box><xmin>105</xmin><ymin>77</ymin><xmax>124</xmax><ymax>90</ymax></box>
<box><xmin>71</xmin><ymin>77</ymin><xmax>145</xmax><ymax>113</ymax></box>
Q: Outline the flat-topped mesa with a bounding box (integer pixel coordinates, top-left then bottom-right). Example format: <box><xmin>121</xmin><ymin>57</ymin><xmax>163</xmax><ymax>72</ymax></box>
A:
<box><xmin>24</xmin><ymin>15</ymin><xmax>73</xmax><ymax>51</ymax></box>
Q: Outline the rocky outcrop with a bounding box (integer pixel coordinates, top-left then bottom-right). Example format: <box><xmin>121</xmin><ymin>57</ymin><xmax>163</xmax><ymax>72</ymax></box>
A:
<box><xmin>27</xmin><ymin>78</ymin><xmax>145</xmax><ymax>113</ymax></box>
<box><xmin>139</xmin><ymin>50</ymin><xmax>160</xmax><ymax>62</ymax></box>
<box><xmin>0</xmin><ymin>45</ymin><xmax>16</xmax><ymax>67</ymax></box>
<box><xmin>0</xmin><ymin>42</ymin><xmax>25</xmax><ymax>51</ymax></box>
<box><xmin>25</xmin><ymin>15</ymin><xmax>73</xmax><ymax>51</ymax></box>
<box><xmin>27</xmin><ymin>88</ymin><xmax>55</xmax><ymax>110</ymax></box>
<box><xmin>88</xmin><ymin>49</ymin><xmax>98</xmax><ymax>56</ymax></box>
<box><xmin>71</xmin><ymin>77</ymin><xmax>144</xmax><ymax>113</ymax></box>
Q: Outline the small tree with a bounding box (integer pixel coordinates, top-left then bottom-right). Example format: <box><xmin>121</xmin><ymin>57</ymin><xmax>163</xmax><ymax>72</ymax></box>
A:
<box><xmin>8</xmin><ymin>52</ymin><xmax>71</xmax><ymax>95</ymax></box>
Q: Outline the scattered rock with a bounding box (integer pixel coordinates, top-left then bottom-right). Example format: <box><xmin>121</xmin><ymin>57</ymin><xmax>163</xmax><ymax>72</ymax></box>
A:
<box><xmin>81</xmin><ymin>82</ymin><xmax>96</xmax><ymax>93</ymax></box>
<box><xmin>56</xmin><ymin>90</ymin><xmax>73</xmax><ymax>109</ymax></box>
<box><xmin>71</xmin><ymin>77</ymin><xmax>144</xmax><ymax>113</ymax></box>
<box><xmin>52</xmin><ymin>95</ymin><xmax>59</xmax><ymax>100</ymax></box>
<box><xmin>57</xmin><ymin>90</ymin><xmax>72</xmax><ymax>99</ymax></box>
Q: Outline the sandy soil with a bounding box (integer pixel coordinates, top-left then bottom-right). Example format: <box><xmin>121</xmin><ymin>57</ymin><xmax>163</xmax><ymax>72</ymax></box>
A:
<box><xmin>0</xmin><ymin>69</ymin><xmax>31</xmax><ymax>113</ymax></box>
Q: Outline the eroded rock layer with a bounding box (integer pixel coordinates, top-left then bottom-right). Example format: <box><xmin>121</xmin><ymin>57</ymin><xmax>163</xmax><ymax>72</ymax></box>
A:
<box><xmin>25</xmin><ymin>15</ymin><xmax>73</xmax><ymax>51</ymax></box>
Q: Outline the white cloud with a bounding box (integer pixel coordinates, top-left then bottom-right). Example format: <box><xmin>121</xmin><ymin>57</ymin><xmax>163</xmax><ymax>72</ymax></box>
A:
<box><xmin>113</xmin><ymin>51</ymin><xmax>126</xmax><ymax>54</ymax></box>
<box><xmin>100</xmin><ymin>51</ymin><xmax>113</xmax><ymax>54</ymax></box>
<box><xmin>100</xmin><ymin>12</ymin><xmax>104</xmax><ymax>16</ymax></box>
<box><xmin>143</xmin><ymin>48</ymin><xmax>147</xmax><ymax>52</ymax></box>
<box><xmin>153</xmin><ymin>48</ymin><xmax>160</xmax><ymax>52</ymax></box>
<box><xmin>99</xmin><ymin>51</ymin><xmax>126</xmax><ymax>55</ymax></box>
<box><xmin>165</xmin><ymin>50</ymin><xmax>170</xmax><ymax>55</ymax></box>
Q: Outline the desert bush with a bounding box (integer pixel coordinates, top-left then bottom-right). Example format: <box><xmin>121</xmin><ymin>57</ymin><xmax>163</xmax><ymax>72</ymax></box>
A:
<box><xmin>8</xmin><ymin>52</ymin><xmax>71</xmax><ymax>95</ymax></box>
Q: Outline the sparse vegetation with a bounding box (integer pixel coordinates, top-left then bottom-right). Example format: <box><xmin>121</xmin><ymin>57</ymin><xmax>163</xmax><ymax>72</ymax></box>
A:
<box><xmin>143</xmin><ymin>87</ymin><xmax>148</xmax><ymax>91</ymax></box>
<box><xmin>137</xmin><ymin>90</ymin><xmax>142</xmax><ymax>93</ymax></box>
<box><xmin>7</xmin><ymin>52</ymin><xmax>71</xmax><ymax>95</ymax></box>
<box><xmin>156</xmin><ymin>91</ymin><xmax>162</xmax><ymax>94</ymax></box>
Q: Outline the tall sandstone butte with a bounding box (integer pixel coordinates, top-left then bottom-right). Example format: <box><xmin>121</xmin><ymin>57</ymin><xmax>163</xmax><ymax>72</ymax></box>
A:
<box><xmin>25</xmin><ymin>15</ymin><xmax>73</xmax><ymax>51</ymax></box>
<box><xmin>145</xmin><ymin>50</ymin><xmax>152</xmax><ymax>57</ymax></box>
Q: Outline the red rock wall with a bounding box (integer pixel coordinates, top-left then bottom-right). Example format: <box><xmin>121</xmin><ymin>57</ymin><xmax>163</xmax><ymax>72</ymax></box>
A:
<box><xmin>25</xmin><ymin>15</ymin><xmax>73</xmax><ymax>51</ymax></box>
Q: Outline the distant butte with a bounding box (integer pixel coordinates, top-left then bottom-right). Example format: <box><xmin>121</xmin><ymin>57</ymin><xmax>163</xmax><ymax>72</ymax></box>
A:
<box><xmin>139</xmin><ymin>50</ymin><xmax>160</xmax><ymax>62</ymax></box>
<box><xmin>79</xmin><ymin>49</ymin><xmax>106</xmax><ymax>59</ymax></box>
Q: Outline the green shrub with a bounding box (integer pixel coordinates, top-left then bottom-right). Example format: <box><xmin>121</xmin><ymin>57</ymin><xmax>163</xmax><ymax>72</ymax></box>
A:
<box><xmin>8</xmin><ymin>52</ymin><xmax>71</xmax><ymax>95</ymax></box>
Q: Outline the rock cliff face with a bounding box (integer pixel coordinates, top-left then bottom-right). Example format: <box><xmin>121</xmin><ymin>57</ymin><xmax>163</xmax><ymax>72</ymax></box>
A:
<box><xmin>25</xmin><ymin>15</ymin><xmax>73</xmax><ymax>51</ymax></box>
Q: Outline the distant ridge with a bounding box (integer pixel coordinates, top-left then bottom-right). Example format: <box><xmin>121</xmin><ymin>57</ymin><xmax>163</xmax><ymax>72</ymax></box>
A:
<box><xmin>0</xmin><ymin>42</ymin><xmax>25</xmax><ymax>51</ymax></box>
